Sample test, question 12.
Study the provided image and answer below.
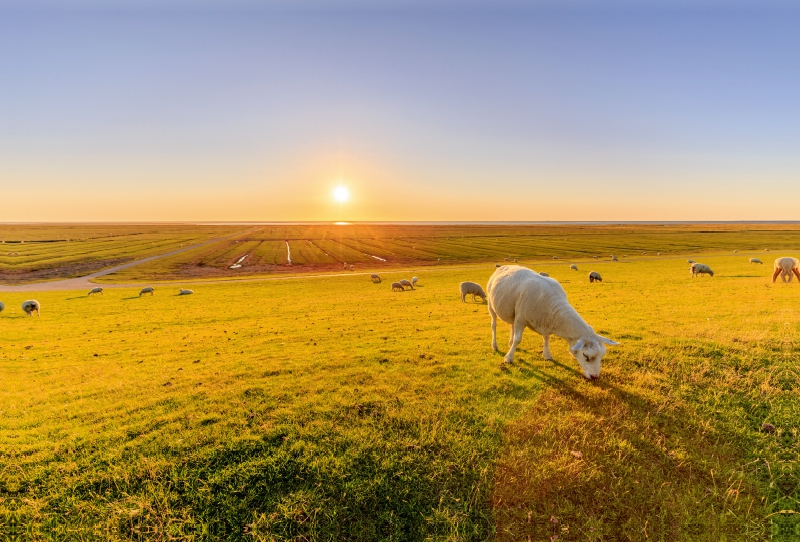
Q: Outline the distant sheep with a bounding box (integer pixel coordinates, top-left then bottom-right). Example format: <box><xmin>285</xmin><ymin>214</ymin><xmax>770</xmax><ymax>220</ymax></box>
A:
<box><xmin>139</xmin><ymin>287</ymin><xmax>154</xmax><ymax>297</ymax></box>
<box><xmin>750</xmin><ymin>258</ymin><xmax>763</xmax><ymax>264</ymax></box>
<box><xmin>588</xmin><ymin>271</ymin><xmax>602</xmax><ymax>283</ymax></box>
<box><xmin>350</xmin><ymin>265</ymin><xmax>354</xmax><ymax>271</ymax></box>
<box><xmin>504</xmin><ymin>258</ymin><xmax>510</xmax><ymax>261</ymax></box>
<box><xmin>570</xmin><ymin>264</ymin><xmax>578</xmax><ymax>271</ymax></box>
<box><xmin>487</xmin><ymin>265</ymin><xmax>618</xmax><ymax>379</ymax></box>
<box><xmin>371</xmin><ymin>274</ymin><xmax>381</xmax><ymax>283</ymax></box>
<box><xmin>399</xmin><ymin>279</ymin><xmax>414</xmax><ymax>290</ymax></box>
<box><xmin>687</xmin><ymin>259</ymin><xmax>695</xmax><ymax>264</ymax></box>
<box><xmin>593</xmin><ymin>256</ymin><xmax>598</xmax><ymax>259</ymax></box>
<box><xmin>460</xmin><ymin>281</ymin><xmax>487</xmax><ymax>302</ymax></box>
<box><xmin>411</xmin><ymin>276</ymin><xmax>418</xmax><ymax>287</ymax></box>
<box><xmin>611</xmin><ymin>255</ymin><xmax>618</xmax><ymax>262</ymax></box>
<box><xmin>657</xmin><ymin>252</ymin><xmax>661</xmax><ymax>255</ymax></box>
<box><xmin>553</xmin><ymin>256</ymin><xmax>558</xmax><ymax>260</ymax></box>
<box><xmin>690</xmin><ymin>263</ymin><xmax>714</xmax><ymax>278</ymax></box>
<box><xmin>539</xmin><ymin>271</ymin><xmax>549</xmax><ymax>277</ymax></box>
<box><xmin>642</xmin><ymin>252</ymin><xmax>646</xmax><ymax>255</ymax></box>
<box><xmin>513</xmin><ymin>259</ymin><xmax>518</xmax><ymax>263</ymax></box>
<box><xmin>391</xmin><ymin>282</ymin><xmax>405</xmax><ymax>292</ymax></box>
<box><xmin>87</xmin><ymin>287</ymin><xmax>103</xmax><ymax>296</ymax></box>
<box><xmin>773</xmin><ymin>257</ymin><xmax>800</xmax><ymax>283</ymax></box>
<box><xmin>22</xmin><ymin>299</ymin><xmax>40</xmax><ymax>316</ymax></box>
<box><xmin>733</xmin><ymin>250</ymin><xmax>738</xmax><ymax>253</ymax></box>
<box><xmin>179</xmin><ymin>289</ymin><xmax>194</xmax><ymax>295</ymax></box>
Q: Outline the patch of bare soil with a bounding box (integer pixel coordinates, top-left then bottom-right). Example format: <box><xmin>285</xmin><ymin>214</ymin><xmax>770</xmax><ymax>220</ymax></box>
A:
<box><xmin>0</xmin><ymin>258</ymin><xmax>131</xmax><ymax>284</ymax></box>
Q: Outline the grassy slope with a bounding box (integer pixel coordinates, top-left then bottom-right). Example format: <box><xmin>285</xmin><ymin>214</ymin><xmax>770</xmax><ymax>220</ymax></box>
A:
<box><xmin>2</xmin><ymin>255</ymin><xmax>796</xmax><ymax>540</ymax></box>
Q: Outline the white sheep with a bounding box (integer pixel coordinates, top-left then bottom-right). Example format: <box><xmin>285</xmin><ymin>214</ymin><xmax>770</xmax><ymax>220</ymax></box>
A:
<box><xmin>750</xmin><ymin>258</ymin><xmax>763</xmax><ymax>264</ymax></box>
<box><xmin>487</xmin><ymin>266</ymin><xmax>618</xmax><ymax>379</ymax></box>
<box><xmin>179</xmin><ymin>289</ymin><xmax>194</xmax><ymax>295</ymax></box>
<box><xmin>139</xmin><ymin>287</ymin><xmax>154</xmax><ymax>297</ymax></box>
<box><xmin>514</xmin><ymin>259</ymin><xmax>518</xmax><ymax>263</ymax></box>
<box><xmin>611</xmin><ymin>255</ymin><xmax>619</xmax><ymax>262</ymax></box>
<box><xmin>570</xmin><ymin>264</ymin><xmax>578</xmax><ymax>271</ymax></box>
<box><xmin>538</xmin><ymin>271</ymin><xmax>549</xmax><ymax>277</ymax></box>
<box><xmin>87</xmin><ymin>287</ymin><xmax>103</xmax><ymax>296</ymax></box>
<box><xmin>593</xmin><ymin>256</ymin><xmax>598</xmax><ymax>259</ymax></box>
<box><xmin>588</xmin><ymin>271</ymin><xmax>602</xmax><ymax>283</ymax></box>
<box><xmin>772</xmin><ymin>257</ymin><xmax>800</xmax><ymax>283</ymax></box>
<box><xmin>411</xmin><ymin>276</ymin><xmax>418</xmax><ymax>286</ymax></box>
<box><xmin>690</xmin><ymin>263</ymin><xmax>714</xmax><ymax>278</ymax></box>
<box><xmin>399</xmin><ymin>279</ymin><xmax>414</xmax><ymax>290</ymax></box>
<box><xmin>22</xmin><ymin>299</ymin><xmax>40</xmax><ymax>316</ymax></box>
<box><xmin>733</xmin><ymin>250</ymin><xmax>738</xmax><ymax>253</ymax></box>
<box><xmin>371</xmin><ymin>274</ymin><xmax>381</xmax><ymax>283</ymax></box>
<box><xmin>391</xmin><ymin>282</ymin><xmax>404</xmax><ymax>292</ymax></box>
<box><xmin>504</xmin><ymin>258</ymin><xmax>510</xmax><ymax>261</ymax></box>
<box><xmin>350</xmin><ymin>265</ymin><xmax>354</xmax><ymax>271</ymax></box>
<box><xmin>553</xmin><ymin>256</ymin><xmax>558</xmax><ymax>260</ymax></box>
<box><xmin>460</xmin><ymin>281</ymin><xmax>486</xmax><ymax>302</ymax></box>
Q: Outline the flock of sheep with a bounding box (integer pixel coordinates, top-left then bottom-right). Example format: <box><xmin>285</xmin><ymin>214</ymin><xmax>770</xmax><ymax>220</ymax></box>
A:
<box><xmin>0</xmin><ymin>286</ymin><xmax>195</xmax><ymax>317</ymax></box>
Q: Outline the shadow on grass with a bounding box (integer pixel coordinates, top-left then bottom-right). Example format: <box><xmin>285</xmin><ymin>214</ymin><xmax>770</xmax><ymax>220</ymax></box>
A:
<box><xmin>492</xmin><ymin>362</ymin><xmax>768</xmax><ymax>541</ymax></box>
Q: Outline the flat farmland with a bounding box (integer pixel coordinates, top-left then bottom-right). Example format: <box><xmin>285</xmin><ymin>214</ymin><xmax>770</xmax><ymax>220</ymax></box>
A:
<box><xmin>0</xmin><ymin>224</ymin><xmax>244</xmax><ymax>284</ymax></box>
<box><xmin>95</xmin><ymin>222</ymin><xmax>800</xmax><ymax>284</ymax></box>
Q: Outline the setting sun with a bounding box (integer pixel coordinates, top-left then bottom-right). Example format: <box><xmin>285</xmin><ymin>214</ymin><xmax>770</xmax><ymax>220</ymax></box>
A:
<box><xmin>333</xmin><ymin>186</ymin><xmax>349</xmax><ymax>203</ymax></box>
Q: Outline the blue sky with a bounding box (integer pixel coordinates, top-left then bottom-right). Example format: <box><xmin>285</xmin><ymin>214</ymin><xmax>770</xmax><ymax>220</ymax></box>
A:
<box><xmin>1</xmin><ymin>1</ymin><xmax>798</xmax><ymax>221</ymax></box>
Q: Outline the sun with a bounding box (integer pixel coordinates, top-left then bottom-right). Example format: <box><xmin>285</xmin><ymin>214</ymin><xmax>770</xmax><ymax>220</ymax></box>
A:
<box><xmin>333</xmin><ymin>186</ymin><xmax>349</xmax><ymax>203</ymax></box>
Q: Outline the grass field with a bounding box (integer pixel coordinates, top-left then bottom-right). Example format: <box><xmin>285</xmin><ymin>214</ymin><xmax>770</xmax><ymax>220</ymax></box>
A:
<box><xmin>0</xmin><ymin>224</ymin><xmax>244</xmax><ymax>283</ymax></box>
<box><xmin>2</xmin><ymin>242</ymin><xmax>797</xmax><ymax>540</ymax></box>
<box><xmin>3</xmin><ymin>222</ymin><xmax>800</xmax><ymax>285</ymax></box>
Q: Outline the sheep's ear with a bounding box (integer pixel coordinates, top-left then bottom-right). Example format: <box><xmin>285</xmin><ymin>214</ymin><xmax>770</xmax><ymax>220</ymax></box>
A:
<box><xmin>596</xmin><ymin>335</ymin><xmax>619</xmax><ymax>346</ymax></box>
<box><xmin>569</xmin><ymin>338</ymin><xmax>585</xmax><ymax>355</ymax></box>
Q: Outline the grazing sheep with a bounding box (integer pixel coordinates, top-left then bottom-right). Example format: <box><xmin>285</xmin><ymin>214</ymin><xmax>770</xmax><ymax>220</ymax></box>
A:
<box><xmin>350</xmin><ymin>265</ymin><xmax>354</xmax><ymax>271</ymax></box>
<box><xmin>570</xmin><ymin>264</ymin><xmax>578</xmax><ymax>271</ymax></box>
<box><xmin>657</xmin><ymin>252</ymin><xmax>661</xmax><ymax>255</ymax></box>
<box><xmin>687</xmin><ymin>259</ymin><xmax>695</xmax><ymax>264</ymax></box>
<box><xmin>87</xmin><ymin>287</ymin><xmax>103</xmax><ymax>296</ymax></box>
<box><xmin>733</xmin><ymin>250</ymin><xmax>738</xmax><ymax>253</ymax></box>
<box><xmin>139</xmin><ymin>287</ymin><xmax>154</xmax><ymax>297</ymax></box>
<box><xmin>772</xmin><ymin>257</ymin><xmax>800</xmax><ymax>283</ymax></box>
<box><xmin>460</xmin><ymin>281</ymin><xmax>487</xmax><ymax>302</ymax></box>
<box><xmin>588</xmin><ymin>271</ymin><xmax>602</xmax><ymax>283</ymax></box>
<box><xmin>504</xmin><ymin>258</ymin><xmax>510</xmax><ymax>261</ymax></box>
<box><xmin>371</xmin><ymin>274</ymin><xmax>381</xmax><ymax>283</ymax></box>
<box><xmin>487</xmin><ymin>265</ymin><xmax>618</xmax><ymax>378</ymax></box>
<box><xmin>22</xmin><ymin>299</ymin><xmax>40</xmax><ymax>316</ymax></box>
<box><xmin>690</xmin><ymin>263</ymin><xmax>714</xmax><ymax>278</ymax></box>
<box><xmin>411</xmin><ymin>276</ymin><xmax>418</xmax><ymax>287</ymax></box>
<box><xmin>642</xmin><ymin>252</ymin><xmax>646</xmax><ymax>255</ymax></box>
<box><xmin>391</xmin><ymin>282</ymin><xmax>405</xmax><ymax>292</ymax></box>
<box><xmin>343</xmin><ymin>262</ymin><xmax>347</xmax><ymax>268</ymax></box>
<box><xmin>179</xmin><ymin>289</ymin><xmax>194</xmax><ymax>295</ymax></box>
<box><xmin>593</xmin><ymin>256</ymin><xmax>598</xmax><ymax>259</ymax></box>
<box><xmin>0</xmin><ymin>301</ymin><xmax>4</xmax><ymax>313</ymax></box>
<box><xmin>553</xmin><ymin>256</ymin><xmax>558</xmax><ymax>260</ymax></box>
<box><xmin>750</xmin><ymin>258</ymin><xmax>763</xmax><ymax>264</ymax></box>
<box><xmin>611</xmin><ymin>255</ymin><xmax>619</xmax><ymax>262</ymax></box>
<box><xmin>538</xmin><ymin>271</ymin><xmax>549</xmax><ymax>277</ymax></box>
<box><xmin>765</xmin><ymin>249</ymin><xmax>770</xmax><ymax>252</ymax></box>
<box><xmin>400</xmin><ymin>279</ymin><xmax>414</xmax><ymax>290</ymax></box>
<box><xmin>514</xmin><ymin>259</ymin><xmax>518</xmax><ymax>263</ymax></box>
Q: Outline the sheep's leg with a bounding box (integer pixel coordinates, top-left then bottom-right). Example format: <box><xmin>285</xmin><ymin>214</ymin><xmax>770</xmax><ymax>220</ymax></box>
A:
<box><xmin>542</xmin><ymin>334</ymin><xmax>554</xmax><ymax>360</ymax></box>
<box><xmin>793</xmin><ymin>268</ymin><xmax>800</xmax><ymax>283</ymax></box>
<box><xmin>504</xmin><ymin>320</ymin><xmax>525</xmax><ymax>364</ymax></box>
<box><xmin>489</xmin><ymin>304</ymin><xmax>498</xmax><ymax>352</ymax></box>
<box><xmin>772</xmin><ymin>268</ymin><xmax>782</xmax><ymax>283</ymax></box>
<box><xmin>508</xmin><ymin>324</ymin><xmax>514</xmax><ymax>348</ymax></box>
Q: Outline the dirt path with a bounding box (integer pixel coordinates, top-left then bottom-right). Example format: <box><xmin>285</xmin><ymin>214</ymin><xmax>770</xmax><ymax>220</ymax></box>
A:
<box><xmin>0</xmin><ymin>236</ymin><xmax>236</xmax><ymax>293</ymax></box>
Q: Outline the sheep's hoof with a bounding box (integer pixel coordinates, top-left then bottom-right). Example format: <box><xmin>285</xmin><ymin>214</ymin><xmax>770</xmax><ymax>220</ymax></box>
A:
<box><xmin>544</xmin><ymin>355</ymin><xmax>554</xmax><ymax>361</ymax></box>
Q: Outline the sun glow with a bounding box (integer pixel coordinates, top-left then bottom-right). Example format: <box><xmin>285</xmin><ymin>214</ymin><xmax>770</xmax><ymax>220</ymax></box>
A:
<box><xmin>333</xmin><ymin>186</ymin><xmax>349</xmax><ymax>203</ymax></box>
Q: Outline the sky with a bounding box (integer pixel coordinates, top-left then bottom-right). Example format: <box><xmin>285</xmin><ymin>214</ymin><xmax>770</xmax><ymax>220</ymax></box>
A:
<box><xmin>1</xmin><ymin>0</ymin><xmax>799</xmax><ymax>222</ymax></box>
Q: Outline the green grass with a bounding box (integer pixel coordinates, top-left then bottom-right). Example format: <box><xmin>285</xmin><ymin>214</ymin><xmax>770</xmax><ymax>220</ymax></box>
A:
<box><xmin>85</xmin><ymin>222</ymin><xmax>800</xmax><ymax>283</ymax></box>
<box><xmin>0</xmin><ymin>224</ymin><xmax>244</xmax><ymax>282</ymax></box>
<box><xmin>2</xmin><ymin>251</ymin><xmax>797</xmax><ymax>540</ymax></box>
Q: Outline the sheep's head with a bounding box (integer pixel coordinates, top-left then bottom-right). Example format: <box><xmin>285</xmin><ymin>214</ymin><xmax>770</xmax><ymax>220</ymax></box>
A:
<box><xmin>569</xmin><ymin>335</ymin><xmax>619</xmax><ymax>380</ymax></box>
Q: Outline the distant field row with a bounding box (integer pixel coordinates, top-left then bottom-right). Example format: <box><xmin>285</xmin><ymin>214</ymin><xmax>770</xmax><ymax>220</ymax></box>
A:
<box><xmin>2</xmin><ymin>223</ymin><xmax>800</xmax><ymax>284</ymax></box>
